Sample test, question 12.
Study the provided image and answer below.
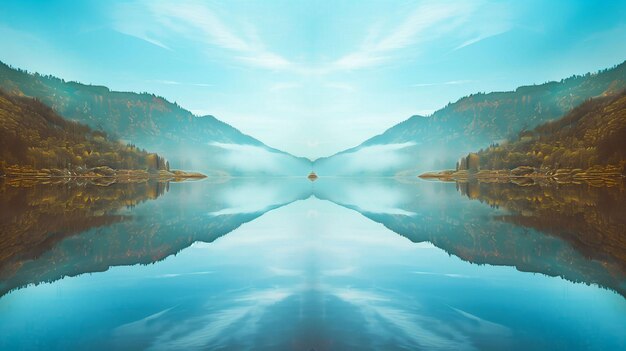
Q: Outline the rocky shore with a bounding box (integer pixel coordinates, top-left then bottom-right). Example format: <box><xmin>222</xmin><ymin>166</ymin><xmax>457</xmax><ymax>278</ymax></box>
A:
<box><xmin>419</xmin><ymin>165</ymin><xmax>624</xmax><ymax>186</ymax></box>
<box><xmin>0</xmin><ymin>165</ymin><xmax>206</xmax><ymax>185</ymax></box>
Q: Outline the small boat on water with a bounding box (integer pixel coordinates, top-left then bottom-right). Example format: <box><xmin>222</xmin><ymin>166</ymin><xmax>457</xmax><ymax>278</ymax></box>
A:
<box><xmin>307</xmin><ymin>171</ymin><xmax>318</xmax><ymax>181</ymax></box>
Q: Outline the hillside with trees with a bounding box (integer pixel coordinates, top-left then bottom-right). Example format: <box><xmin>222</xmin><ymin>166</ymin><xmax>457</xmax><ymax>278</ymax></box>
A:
<box><xmin>466</xmin><ymin>91</ymin><xmax>626</xmax><ymax>173</ymax></box>
<box><xmin>0</xmin><ymin>61</ymin><xmax>312</xmax><ymax>176</ymax></box>
<box><xmin>364</xmin><ymin>61</ymin><xmax>626</xmax><ymax>148</ymax></box>
<box><xmin>315</xmin><ymin>61</ymin><xmax>626</xmax><ymax>175</ymax></box>
<box><xmin>0</xmin><ymin>90</ymin><xmax>169</xmax><ymax>175</ymax></box>
<box><xmin>0</xmin><ymin>61</ymin><xmax>262</xmax><ymax>148</ymax></box>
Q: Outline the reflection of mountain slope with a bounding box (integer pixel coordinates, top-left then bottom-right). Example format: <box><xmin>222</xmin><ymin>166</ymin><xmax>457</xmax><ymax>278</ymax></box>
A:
<box><xmin>457</xmin><ymin>181</ymin><xmax>626</xmax><ymax>272</ymax></box>
<box><xmin>0</xmin><ymin>61</ymin><xmax>311</xmax><ymax>175</ymax></box>
<box><xmin>313</xmin><ymin>178</ymin><xmax>626</xmax><ymax>297</ymax></box>
<box><xmin>3</xmin><ymin>177</ymin><xmax>624</xmax><ymax>298</ymax></box>
<box><xmin>0</xmin><ymin>179</ymin><xmax>312</xmax><ymax>296</ymax></box>
<box><xmin>0</xmin><ymin>180</ymin><xmax>168</xmax><ymax>280</ymax></box>
<box><xmin>315</xmin><ymin>61</ymin><xmax>626</xmax><ymax>175</ymax></box>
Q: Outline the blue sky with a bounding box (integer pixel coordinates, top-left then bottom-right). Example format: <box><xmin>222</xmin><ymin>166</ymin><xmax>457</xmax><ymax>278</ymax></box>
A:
<box><xmin>1</xmin><ymin>0</ymin><xmax>625</xmax><ymax>158</ymax></box>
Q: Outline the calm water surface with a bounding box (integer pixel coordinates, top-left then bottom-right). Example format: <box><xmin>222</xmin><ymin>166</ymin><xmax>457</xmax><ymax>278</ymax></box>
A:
<box><xmin>0</xmin><ymin>178</ymin><xmax>625</xmax><ymax>350</ymax></box>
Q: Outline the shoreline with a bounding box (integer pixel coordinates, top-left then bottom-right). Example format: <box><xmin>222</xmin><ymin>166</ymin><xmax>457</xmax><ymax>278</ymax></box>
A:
<box><xmin>0</xmin><ymin>166</ymin><xmax>206</xmax><ymax>184</ymax></box>
<box><xmin>419</xmin><ymin>165</ymin><xmax>625</xmax><ymax>186</ymax></box>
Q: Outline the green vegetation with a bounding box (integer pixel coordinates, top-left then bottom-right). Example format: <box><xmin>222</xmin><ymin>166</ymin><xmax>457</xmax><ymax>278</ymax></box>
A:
<box><xmin>368</xmin><ymin>61</ymin><xmax>626</xmax><ymax>148</ymax></box>
<box><xmin>0</xmin><ymin>61</ymin><xmax>262</xmax><ymax>149</ymax></box>
<box><xmin>466</xmin><ymin>91</ymin><xmax>626</xmax><ymax>172</ymax></box>
<box><xmin>316</xmin><ymin>60</ymin><xmax>626</xmax><ymax>175</ymax></box>
<box><xmin>0</xmin><ymin>90</ymin><xmax>169</xmax><ymax>174</ymax></box>
<box><xmin>0</xmin><ymin>60</ymin><xmax>312</xmax><ymax>176</ymax></box>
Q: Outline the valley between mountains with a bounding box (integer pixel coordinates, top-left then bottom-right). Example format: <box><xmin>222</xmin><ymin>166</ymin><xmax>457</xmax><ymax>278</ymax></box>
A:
<box><xmin>1</xmin><ymin>60</ymin><xmax>625</xmax><ymax>182</ymax></box>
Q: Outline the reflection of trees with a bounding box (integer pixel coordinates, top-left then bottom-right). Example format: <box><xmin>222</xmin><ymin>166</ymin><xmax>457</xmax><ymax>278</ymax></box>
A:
<box><xmin>0</xmin><ymin>180</ymin><xmax>168</xmax><ymax>282</ymax></box>
<box><xmin>0</xmin><ymin>179</ymin><xmax>311</xmax><ymax>297</ymax></box>
<box><xmin>457</xmin><ymin>181</ymin><xmax>626</xmax><ymax>272</ymax></box>
<box><xmin>316</xmin><ymin>179</ymin><xmax>626</xmax><ymax>297</ymax></box>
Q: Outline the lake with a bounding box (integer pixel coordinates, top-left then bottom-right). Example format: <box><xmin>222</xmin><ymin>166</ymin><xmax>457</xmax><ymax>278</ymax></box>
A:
<box><xmin>0</xmin><ymin>177</ymin><xmax>625</xmax><ymax>350</ymax></box>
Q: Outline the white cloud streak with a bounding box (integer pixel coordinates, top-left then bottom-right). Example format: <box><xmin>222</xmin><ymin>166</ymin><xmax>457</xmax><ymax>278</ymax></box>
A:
<box><xmin>330</xmin><ymin>1</ymin><xmax>475</xmax><ymax>70</ymax></box>
<box><xmin>453</xmin><ymin>28</ymin><xmax>510</xmax><ymax>51</ymax></box>
<box><xmin>113</xmin><ymin>0</ymin><xmax>295</xmax><ymax>70</ymax></box>
<box><xmin>112</xmin><ymin>0</ymin><xmax>512</xmax><ymax>74</ymax></box>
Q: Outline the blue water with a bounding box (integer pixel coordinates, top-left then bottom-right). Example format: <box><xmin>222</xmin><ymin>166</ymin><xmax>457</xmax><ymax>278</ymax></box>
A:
<box><xmin>0</xmin><ymin>178</ymin><xmax>624</xmax><ymax>350</ymax></box>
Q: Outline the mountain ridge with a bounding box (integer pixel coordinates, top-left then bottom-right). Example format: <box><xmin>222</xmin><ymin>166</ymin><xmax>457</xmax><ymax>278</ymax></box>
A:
<box><xmin>0</xmin><ymin>61</ymin><xmax>311</xmax><ymax>175</ymax></box>
<box><xmin>0</xmin><ymin>89</ymin><xmax>169</xmax><ymax>173</ymax></box>
<box><xmin>460</xmin><ymin>90</ymin><xmax>626</xmax><ymax>173</ymax></box>
<box><xmin>314</xmin><ymin>60</ymin><xmax>626</xmax><ymax>175</ymax></box>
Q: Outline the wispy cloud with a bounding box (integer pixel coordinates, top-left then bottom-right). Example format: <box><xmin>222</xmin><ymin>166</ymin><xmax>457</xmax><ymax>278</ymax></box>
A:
<box><xmin>412</xmin><ymin>271</ymin><xmax>473</xmax><ymax>278</ymax></box>
<box><xmin>330</xmin><ymin>1</ymin><xmax>514</xmax><ymax>71</ymax></box>
<box><xmin>452</xmin><ymin>2</ymin><xmax>513</xmax><ymax>51</ymax></box>
<box><xmin>114</xmin><ymin>288</ymin><xmax>294</xmax><ymax>350</ymax></box>
<box><xmin>113</xmin><ymin>0</ymin><xmax>295</xmax><ymax>71</ymax></box>
<box><xmin>155</xmin><ymin>271</ymin><xmax>214</xmax><ymax>278</ymax></box>
<box><xmin>112</xmin><ymin>2</ymin><xmax>173</xmax><ymax>50</ymax></box>
<box><xmin>112</xmin><ymin>0</ymin><xmax>512</xmax><ymax>74</ymax></box>
<box><xmin>453</xmin><ymin>30</ymin><xmax>508</xmax><ymax>51</ymax></box>
<box><xmin>133</xmin><ymin>35</ymin><xmax>171</xmax><ymax>51</ymax></box>
<box><xmin>330</xmin><ymin>1</ymin><xmax>475</xmax><ymax>70</ymax></box>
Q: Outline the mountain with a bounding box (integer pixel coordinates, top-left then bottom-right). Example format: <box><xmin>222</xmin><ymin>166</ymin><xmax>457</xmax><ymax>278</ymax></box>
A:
<box><xmin>0</xmin><ymin>90</ymin><xmax>168</xmax><ymax>173</ymax></box>
<box><xmin>314</xmin><ymin>61</ymin><xmax>626</xmax><ymax>176</ymax></box>
<box><xmin>0</xmin><ymin>61</ymin><xmax>311</xmax><ymax>175</ymax></box>
<box><xmin>467</xmin><ymin>90</ymin><xmax>626</xmax><ymax>172</ymax></box>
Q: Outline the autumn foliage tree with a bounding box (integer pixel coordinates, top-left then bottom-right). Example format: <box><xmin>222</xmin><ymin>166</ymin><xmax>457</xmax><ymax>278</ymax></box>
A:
<box><xmin>462</xmin><ymin>91</ymin><xmax>626</xmax><ymax>172</ymax></box>
<box><xmin>0</xmin><ymin>90</ymin><xmax>169</xmax><ymax>172</ymax></box>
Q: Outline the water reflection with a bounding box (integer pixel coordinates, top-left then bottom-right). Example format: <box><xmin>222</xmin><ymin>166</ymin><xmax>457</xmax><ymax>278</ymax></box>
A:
<box><xmin>0</xmin><ymin>178</ymin><xmax>311</xmax><ymax>296</ymax></box>
<box><xmin>0</xmin><ymin>180</ymin><xmax>168</xmax><ymax>292</ymax></box>
<box><xmin>0</xmin><ymin>177</ymin><xmax>625</xmax><ymax>350</ymax></box>
<box><xmin>457</xmin><ymin>181</ymin><xmax>626</xmax><ymax>272</ymax></box>
<box><xmin>315</xmin><ymin>178</ymin><xmax>626</xmax><ymax>297</ymax></box>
